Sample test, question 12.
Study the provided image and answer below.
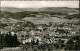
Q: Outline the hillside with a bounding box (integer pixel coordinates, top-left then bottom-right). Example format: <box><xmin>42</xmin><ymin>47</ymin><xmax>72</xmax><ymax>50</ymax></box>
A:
<box><xmin>0</xmin><ymin>7</ymin><xmax>79</xmax><ymax>20</ymax></box>
<box><xmin>1</xmin><ymin>7</ymin><xmax>79</xmax><ymax>13</ymax></box>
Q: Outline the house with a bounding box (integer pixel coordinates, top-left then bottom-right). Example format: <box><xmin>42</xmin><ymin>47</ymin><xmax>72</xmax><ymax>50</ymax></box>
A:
<box><xmin>22</xmin><ymin>36</ymin><xmax>42</xmax><ymax>44</ymax></box>
<box><xmin>16</xmin><ymin>31</ymin><xmax>27</xmax><ymax>42</ymax></box>
<box><xmin>0</xmin><ymin>18</ymin><xmax>8</xmax><ymax>24</ymax></box>
<box><xmin>62</xmin><ymin>26</ymin><xmax>72</xmax><ymax>30</ymax></box>
<box><xmin>71</xmin><ymin>31</ymin><xmax>76</xmax><ymax>35</ymax></box>
<box><xmin>37</xmin><ymin>25</ymin><xmax>43</xmax><ymax>31</ymax></box>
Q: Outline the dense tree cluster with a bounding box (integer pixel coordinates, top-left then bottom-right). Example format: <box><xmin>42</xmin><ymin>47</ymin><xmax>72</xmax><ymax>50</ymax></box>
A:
<box><xmin>65</xmin><ymin>36</ymin><xmax>80</xmax><ymax>50</ymax></box>
<box><xmin>64</xmin><ymin>14</ymin><xmax>79</xmax><ymax>20</ymax></box>
<box><xmin>0</xmin><ymin>32</ymin><xmax>20</xmax><ymax>49</ymax></box>
<box><xmin>22</xmin><ymin>21</ymin><xmax>36</xmax><ymax>28</ymax></box>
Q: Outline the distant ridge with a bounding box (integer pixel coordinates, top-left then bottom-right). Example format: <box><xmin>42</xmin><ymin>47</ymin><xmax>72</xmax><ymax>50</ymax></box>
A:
<box><xmin>1</xmin><ymin>7</ymin><xmax>78</xmax><ymax>13</ymax></box>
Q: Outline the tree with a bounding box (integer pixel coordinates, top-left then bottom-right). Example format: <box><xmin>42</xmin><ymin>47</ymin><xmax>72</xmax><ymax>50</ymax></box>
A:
<box><xmin>12</xmin><ymin>34</ymin><xmax>20</xmax><ymax>47</ymax></box>
<box><xmin>0</xmin><ymin>33</ymin><xmax>20</xmax><ymax>48</ymax></box>
<box><xmin>65</xmin><ymin>36</ymin><xmax>80</xmax><ymax>50</ymax></box>
<box><xmin>0</xmin><ymin>34</ymin><xmax>7</xmax><ymax>49</ymax></box>
<box><xmin>36</xmin><ymin>39</ymin><xmax>39</xmax><ymax>45</ymax></box>
<box><xmin>31</xmin><ymin>39</ymin><xmax>36</xmax><ymax>45</ymax></box>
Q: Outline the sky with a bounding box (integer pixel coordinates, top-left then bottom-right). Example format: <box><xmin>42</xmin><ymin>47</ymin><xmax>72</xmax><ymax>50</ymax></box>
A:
<box><xmin>1</xmin><ymin>1</ymin><xmax>79</xmax><ymax>8</ymax></box>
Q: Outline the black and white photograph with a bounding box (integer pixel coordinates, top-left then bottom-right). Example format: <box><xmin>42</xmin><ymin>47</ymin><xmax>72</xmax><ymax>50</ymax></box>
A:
<box><xmin>0</xmin><ymin>0</ymin><xmax>79</xmax><ymax>51</ymax></box>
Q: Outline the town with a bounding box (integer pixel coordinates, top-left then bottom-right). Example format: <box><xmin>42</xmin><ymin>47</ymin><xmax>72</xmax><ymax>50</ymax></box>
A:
<box><xmin>0</xmin><ymin>11</ymin><xmax>79</xmax><ymax>51</ymax></box>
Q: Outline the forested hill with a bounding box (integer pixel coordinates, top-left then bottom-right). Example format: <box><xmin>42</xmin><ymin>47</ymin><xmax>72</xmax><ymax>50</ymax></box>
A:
<box><xmin>0</xmin><ymin>7</ymin><xmax>79</xmax><ymax>20</ymax></box>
